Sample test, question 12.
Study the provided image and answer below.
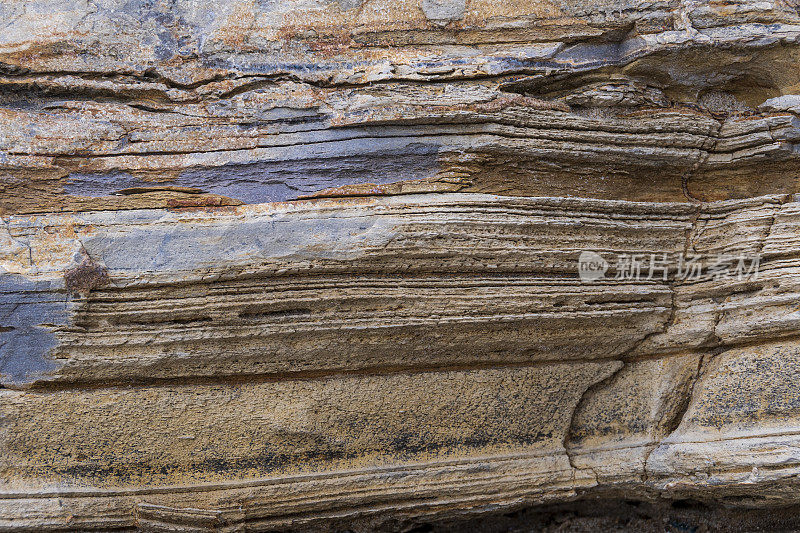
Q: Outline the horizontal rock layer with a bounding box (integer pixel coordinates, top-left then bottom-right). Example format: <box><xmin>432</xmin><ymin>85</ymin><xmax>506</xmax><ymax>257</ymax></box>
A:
<box><xmin>2</xmin><ymin>192</ymin><xmax>800</xmax><ymax>530</ymax></box>
<box><xmin>2</xmin><ymin>0</ymin><xmax>800</xmax><ymax>213</ymax></box>
<box><xmin>4</xmin><ymin>0</ymin><xmax>800</xmax><ymax>531</ymax></box>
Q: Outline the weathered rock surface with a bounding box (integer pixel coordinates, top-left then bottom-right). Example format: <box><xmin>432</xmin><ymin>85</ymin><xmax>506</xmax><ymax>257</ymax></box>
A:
<box><xmin>3</xmin><ymin>0</ymin><xmax>800</xmax><ymax>531</ymax></box>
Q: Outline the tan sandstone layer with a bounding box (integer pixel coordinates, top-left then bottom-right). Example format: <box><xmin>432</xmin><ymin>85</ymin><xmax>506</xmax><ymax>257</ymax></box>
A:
<box><xmin>3</xmin><ymin>0</ymin><xmax>800</xmax><ymax>531</ymax></box>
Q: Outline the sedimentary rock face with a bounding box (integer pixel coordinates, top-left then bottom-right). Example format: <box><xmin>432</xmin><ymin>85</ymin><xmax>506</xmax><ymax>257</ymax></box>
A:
<box><xmin>2</xmin><ymin>0</ymin><xmax>800</xmax><ymax>530</ymax></box>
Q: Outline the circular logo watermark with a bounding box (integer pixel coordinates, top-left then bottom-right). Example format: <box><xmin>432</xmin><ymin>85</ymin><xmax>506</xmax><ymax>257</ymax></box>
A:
<box><xmin>578</xmin><ymin>251</ymin><xmax>608</xmax><ymax>282</ymax></box>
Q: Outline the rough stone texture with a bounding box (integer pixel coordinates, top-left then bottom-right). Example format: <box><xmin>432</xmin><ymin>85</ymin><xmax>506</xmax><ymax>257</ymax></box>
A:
<box><xmin>3</xmin><ymin>0</ymin><xmax>800</xmax><ymax>531</ymax></box>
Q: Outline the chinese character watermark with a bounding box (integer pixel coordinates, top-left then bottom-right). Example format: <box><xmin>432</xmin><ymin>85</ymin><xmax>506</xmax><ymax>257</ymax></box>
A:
<box><xmin>578</xmin><ymin>251</ymin><xmax>760</xmax><ymax>283</ymax></box>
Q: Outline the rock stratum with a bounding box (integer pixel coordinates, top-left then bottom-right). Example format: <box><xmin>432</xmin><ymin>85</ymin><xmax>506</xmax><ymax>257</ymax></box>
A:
<box><xmin>3</xmin><ymin>0</ymin><xmax>800</xmax><ymax>530</ymax></box>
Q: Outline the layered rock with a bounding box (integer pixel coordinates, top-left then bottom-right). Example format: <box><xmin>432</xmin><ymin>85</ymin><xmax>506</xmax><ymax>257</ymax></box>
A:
<box><xmin>2</xmin><ymin>0</ymin><xmax>800</xmax><ymax>530</ymax></box>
